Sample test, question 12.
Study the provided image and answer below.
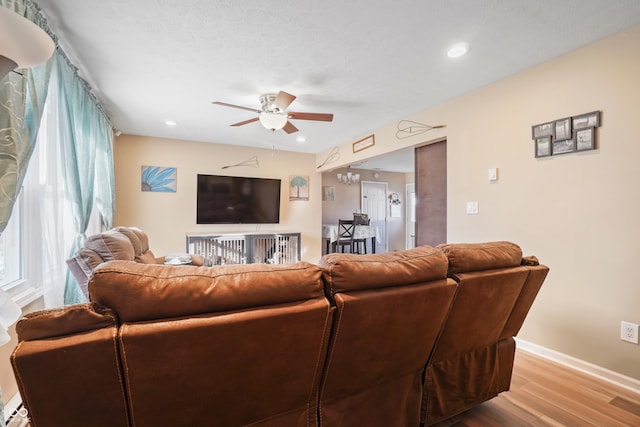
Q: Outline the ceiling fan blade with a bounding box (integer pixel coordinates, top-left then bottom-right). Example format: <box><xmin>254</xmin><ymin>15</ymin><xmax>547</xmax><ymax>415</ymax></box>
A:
<box><xmin>274</xmin><ymin>91</ymin><xmax>296</xmax><ymax>111</ymax></box>
<box><xmin>212</xmin><ymin>101</ymin><xmax>261</xmax><ymax>114</ymax></box>
<box><xmin>282</xmin><ymin>121</ymin><xmax>299</xmax><ymax>134</ymax></box>
<box><xmin>288</xmin><ymin>111</ymin><xmax>334</xmax><ymax>122</ymax></box>
<box><xmin>230</xmin><ymin>117</ymin><xmax>259</xmax><ymax>127</ymax></box>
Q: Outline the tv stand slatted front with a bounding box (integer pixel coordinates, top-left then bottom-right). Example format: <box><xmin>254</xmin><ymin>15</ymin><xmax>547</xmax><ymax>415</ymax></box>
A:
<box><xmin>187</xmin><ymin>233</ymin><xmax>301</xmax><ymax>266</ymax></box>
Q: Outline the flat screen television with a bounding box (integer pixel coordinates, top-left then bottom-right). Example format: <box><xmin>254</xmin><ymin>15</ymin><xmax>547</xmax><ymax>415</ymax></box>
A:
<box><xmin>197</xmin><ymin>174</ymin><xmax>281</xmax><ymax>224</ymax></box>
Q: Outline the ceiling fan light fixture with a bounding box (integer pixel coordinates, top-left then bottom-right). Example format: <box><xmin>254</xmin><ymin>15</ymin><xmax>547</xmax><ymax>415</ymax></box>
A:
<box><xmin>0</xmin><ymin>7</ymin><xmax>55</xmax><ymax>79</ymax></box>
<box><xmin>259</xmin><ymin>111</ymin><xmax>288</xmax><ymax>131</ymax></box>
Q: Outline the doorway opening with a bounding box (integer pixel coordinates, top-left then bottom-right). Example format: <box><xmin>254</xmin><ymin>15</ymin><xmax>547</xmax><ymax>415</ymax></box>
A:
<box><xmin>361</xmin><ymin>180</ymin><xmax>387</xmax><ymax>253</ymax></box>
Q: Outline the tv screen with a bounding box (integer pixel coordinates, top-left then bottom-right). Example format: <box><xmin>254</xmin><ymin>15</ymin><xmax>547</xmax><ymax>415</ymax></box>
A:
<box><xmin>197</xmin><ymin>174</ymin><xmax>281</xmax><ymax>224</ymax></box>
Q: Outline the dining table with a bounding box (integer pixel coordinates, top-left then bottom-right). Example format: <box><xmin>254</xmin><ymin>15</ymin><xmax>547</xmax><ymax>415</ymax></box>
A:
<box><xmin>322</xmin><ymin>224</ymin><xmax>381</xmax><ymax>254</ymax></box>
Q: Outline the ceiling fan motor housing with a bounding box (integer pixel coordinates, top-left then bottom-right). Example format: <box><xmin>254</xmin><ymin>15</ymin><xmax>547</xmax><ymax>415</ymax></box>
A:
<box><xmin>213</xmin><ymin>90</ymin><xmax>331</xmax><ymax>134</ymax></box>
<box><xmin>260</xmin><ymin>93</ymin><xmax>281</xmax><ymax>113</ymax></box>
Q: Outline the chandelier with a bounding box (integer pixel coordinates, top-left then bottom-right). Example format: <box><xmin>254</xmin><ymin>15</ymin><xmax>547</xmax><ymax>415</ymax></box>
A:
<box><xmin>336</xmin><ymin>171</ymin><xmax>360</xmax><ymax>185</ymax></box>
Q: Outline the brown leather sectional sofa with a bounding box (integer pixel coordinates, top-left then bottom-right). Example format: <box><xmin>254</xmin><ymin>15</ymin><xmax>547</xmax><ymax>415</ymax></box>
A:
<box><xmin>11</xmin><ymin>241</ymin><xmax>548</xmax><ymax>427</ymax></box>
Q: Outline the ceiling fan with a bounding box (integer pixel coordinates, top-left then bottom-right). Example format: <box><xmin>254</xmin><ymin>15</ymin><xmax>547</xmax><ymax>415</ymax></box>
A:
<box><xmin>212</xmin><ymin>91</ymin><xmax>333</xmax><ymax>134</ymax></box>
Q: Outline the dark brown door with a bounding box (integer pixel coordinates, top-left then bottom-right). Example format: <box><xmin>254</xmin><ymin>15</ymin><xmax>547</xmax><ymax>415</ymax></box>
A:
<box><xmin>415</xmin><ymin>140</ymin><xmax>446</xmax><ymax>246</ymax></box>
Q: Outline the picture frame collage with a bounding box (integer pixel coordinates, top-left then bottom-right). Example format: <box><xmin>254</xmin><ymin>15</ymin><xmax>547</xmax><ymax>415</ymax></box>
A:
<box><xmin>531</xmin><ymin>110</ymin><xmax>600</xmax><ymax>158</ymax></box>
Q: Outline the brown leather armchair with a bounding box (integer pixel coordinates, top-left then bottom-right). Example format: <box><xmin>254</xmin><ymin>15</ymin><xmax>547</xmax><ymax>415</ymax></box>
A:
<box><xmin>66</xmin><ymin>226</ymin><xmax>203</xmax><ymax>297</ymax></box>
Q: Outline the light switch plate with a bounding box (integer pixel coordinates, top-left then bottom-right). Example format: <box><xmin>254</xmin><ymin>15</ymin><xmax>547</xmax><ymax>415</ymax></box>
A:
<box><xmin>466</xmin><ymin>201</ymin><xmax>479</xmax><ymax>214</ymax></box>
<box><xmin>488</xmin><ymin>168</ymin><xmax>498</xmax><ymax>181</ymax></box>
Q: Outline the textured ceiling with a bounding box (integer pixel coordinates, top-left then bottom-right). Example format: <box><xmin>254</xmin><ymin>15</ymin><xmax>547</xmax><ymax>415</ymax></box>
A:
<box><xmin>35</xmin><ymin>0</ymin><xmax>640</xmax><ymax>156</ymax></box>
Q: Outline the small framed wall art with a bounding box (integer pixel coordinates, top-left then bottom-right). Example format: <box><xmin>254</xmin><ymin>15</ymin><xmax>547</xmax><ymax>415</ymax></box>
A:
<box><xmin>552</xmin><ymin>138</ymin><xmax>576</xmax><ymax>155</ymax></box>
<box><xmin>141</xmin><ymin>165</ymin><xmax>177</xmax><ymax>192</ymax></box>
<box><xmin>289</xmin><ymin>175</ymin><xmax>309</xmax><ymax>201</ymax></box>
<box><xmin>352</xmin><ymin>134</ymin><xmax>375</xmax><ymax>153</ymax></box>
<box><xmin>573</xmin><ymin>111</ymin><xmax>600</xmax><ymax>130</ymax></box>
<box><xmin>554</xmin><ymin>117</ymin><xmax>572</xmax><ymax>141</ymax></box>
<box><xmin>535</xmin><ymin>136</ymin><xmax>551</xmax><ymax>158</ymax></box>
<box><xmin>575</xmin><ymin>127</ymin><xmax>595</xmax><ymax>151</ymax></box>
<box><xmin>531</xmin><ymin>122</ymin><xmax>554</xmax><ymax>139</ymax></box>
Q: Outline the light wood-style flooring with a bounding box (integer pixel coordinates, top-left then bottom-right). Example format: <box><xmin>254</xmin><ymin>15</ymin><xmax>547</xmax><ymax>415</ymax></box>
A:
<box><xmin>431</xmin><ymin>349</ymin><xmax>640</xmax><ymax>426</ymax></box>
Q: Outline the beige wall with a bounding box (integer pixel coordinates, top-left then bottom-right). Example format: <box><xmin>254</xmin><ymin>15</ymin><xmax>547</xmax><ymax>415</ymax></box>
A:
<box><xmin>317</xmin><ymin>25</ymin><xmax>640</xmax><ymax>380</ymax></box>
<box><xmin>114</xmin><ymin>135</ymin><xmax>323</xmax><ymax>263</ymax></box>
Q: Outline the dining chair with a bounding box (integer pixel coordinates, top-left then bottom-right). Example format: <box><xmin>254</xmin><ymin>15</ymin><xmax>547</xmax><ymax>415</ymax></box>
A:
<box><xmin>353</xmin><ymin>213</ymin><xmax>369</xmax><ymax>225</ymax></box>
<box><xmin>332</xmin><ymin>219</ymin><xmax>356</xmax><ymax>253</ymax></box>
<box><xmin>352</xmin><ymin>214</ymin><xmax>370</xmax><ymax>254</ymax></box>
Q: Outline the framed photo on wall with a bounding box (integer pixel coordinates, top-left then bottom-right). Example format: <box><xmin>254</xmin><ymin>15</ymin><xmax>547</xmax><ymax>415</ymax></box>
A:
<box><xmin>554</xmin><ymin>117</ymin><xmax>572</xmax><ymax>141</ymax></box>
<box><xmin>535</xmin><ymin>136</ymin><xmax>551</xmax><ymax>158</ymax></box>
<box><xmin>531</xmin><ymin>110</ymin><xmax>600</xmax><ymax>158</ymax></box>
<box><xmin>573</xmin><ymin>111</ymin><xmax>600</xmax><ymax>130</ymax></box>
<box><xmin>532</xmin><ymin>122</ymin><xmax>554</xmax><ymax>139</ymax></box>
<box><xmin>575</xmin><ymin>127</ymin><xmax>595</xmax><ymax>151</ymax></box>
<box><xmin>552</xmin><ymin>138</ymin><xmax>576</xmax><ymax>155</ymax></box>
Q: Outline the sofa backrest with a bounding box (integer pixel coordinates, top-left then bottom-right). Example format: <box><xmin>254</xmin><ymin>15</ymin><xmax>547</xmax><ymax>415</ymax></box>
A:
<box><xmin>89</xmin><ymin>260</ymin><xmax>333</xmax><ymax>427</ymax></box>
<box><xmin>318</xmin><ymin>246</ymin><xmax>457</xmax><ymax>427</ymax></box>
<box><xmin>113</xmin><ymin>226</ymin><xmax>158</xmax><ymax>263</ymax></box>
<box><xmin>422</xmin><ymin>241</ymin><xmax>549</xmax><ymax>424</ymax></box>
<box><xmin>11</xmin><ymin>304</ymin><xmax>129</xmax><ymax>427</ymax></box>
<box><xmin>431</xmin><ymin>242</ymin><xmax>528</xmax><ymax>360</ymax></box>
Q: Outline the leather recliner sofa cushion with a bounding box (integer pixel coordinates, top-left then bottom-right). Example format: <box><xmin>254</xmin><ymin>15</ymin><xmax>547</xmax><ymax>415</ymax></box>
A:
<box><xmin>318</xmin><ymin>246</ymin><xmax>457</xmax><ymax>427</ymax></box>
<box><xmin>88</xmin><ymin>260</ymin><xmax>333</xmax><ymax>427</ymax></box>
<box><xmin>11</xmin><ymin>304</ymin><xmax>129</xmax><ymax>427</ymax></box>
<box><xmin>437</xmin><ymin>241</ymin><xmax>522</xmax><ymax>274</ymax></box>
<box><xmin>422</xmin><ymin>241</ymin><xmax>548</xmax><ymax>425</ymax></box>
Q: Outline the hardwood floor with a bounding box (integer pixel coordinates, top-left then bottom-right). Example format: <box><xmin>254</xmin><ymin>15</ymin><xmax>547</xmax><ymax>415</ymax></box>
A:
<box><xmin>430</xmin><ymin>349</ymin><xmax>640</xmax><ymax>426</ymax></box>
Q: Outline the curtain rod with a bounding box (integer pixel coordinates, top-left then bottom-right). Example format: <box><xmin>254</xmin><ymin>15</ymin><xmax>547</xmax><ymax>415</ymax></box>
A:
<box><xmin>21</xmin><ymin>0</ymin><xmax>114</xmax><ymax>129</ymax></box>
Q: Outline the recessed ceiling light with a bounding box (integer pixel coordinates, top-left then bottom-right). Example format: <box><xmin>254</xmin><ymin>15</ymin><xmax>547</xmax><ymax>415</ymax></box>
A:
<box><xmin>165</xmin><ymin>120</ymin><xmax>177</xmax><ymax>126</ymax></box>
<box><xmin>296</xmin><ymin>136</ymin><xmax>306</xmax><ymax>143</ymax></box>
<box><xmin>447</xmin><ymin>43</ymin><xmax>469</xmax><ymax>58</ymax></box>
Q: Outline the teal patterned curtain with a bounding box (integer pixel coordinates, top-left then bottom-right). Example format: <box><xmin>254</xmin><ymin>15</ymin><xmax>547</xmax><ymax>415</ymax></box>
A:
<box><xmin>0</xmin><ymin>0</ymin><xmax>116</xmax><ymax>316</ymax></box>
<box><xmin>0</xmin><ymin>3</ymin><xmax>52</xmax><ymax>426</ymax></box>
<box><xmin>0</xmin><ymin>0</ymin><xmax>52</xmax><ymax>235</ymax></box>
<box><xmin>53</xmin><ymin>53</ymin><xmax>115</xmax><ymax>304</ymax></box>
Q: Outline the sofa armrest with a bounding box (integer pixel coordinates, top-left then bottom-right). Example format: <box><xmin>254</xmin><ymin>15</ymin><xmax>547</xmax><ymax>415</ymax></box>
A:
<box><xmin>15</xmin><ymin>303</ymin><xmax>118</xmax><ymax>341</ymax></box>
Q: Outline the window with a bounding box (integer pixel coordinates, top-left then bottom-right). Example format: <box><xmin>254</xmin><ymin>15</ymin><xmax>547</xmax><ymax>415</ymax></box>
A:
<box><xmin>0</xmin><ymin>197</ymin><xmax>22</xmax><ymax>289</ymax></box>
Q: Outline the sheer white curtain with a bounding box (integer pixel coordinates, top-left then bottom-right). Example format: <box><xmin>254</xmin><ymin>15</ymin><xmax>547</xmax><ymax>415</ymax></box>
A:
<box><xmin>22</xmin><ymin>56</ymin><xmax>104</xmax><ymax>308</ymax></box>
<box><xmin>23</xmin><ymin>62</ymin><xmax>71</xmax><ymax>308</ymax></box>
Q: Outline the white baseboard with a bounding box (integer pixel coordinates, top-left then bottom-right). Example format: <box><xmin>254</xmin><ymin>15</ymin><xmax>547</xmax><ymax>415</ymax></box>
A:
<box><xmin>516</xmin><ymin>338</ymin><xmax>640</xmax><ymax>394</ymax></box>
